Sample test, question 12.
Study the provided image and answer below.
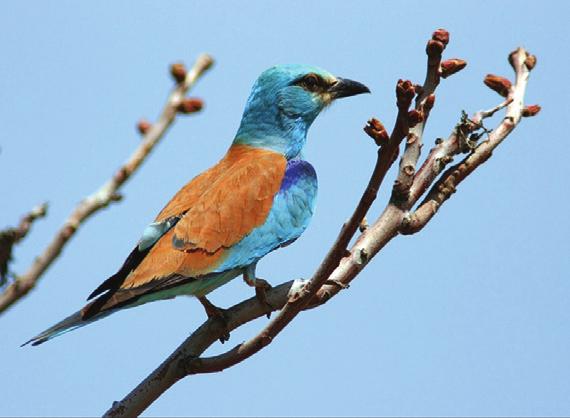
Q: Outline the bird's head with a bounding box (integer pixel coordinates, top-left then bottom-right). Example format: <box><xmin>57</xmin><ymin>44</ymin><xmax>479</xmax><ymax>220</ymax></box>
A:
<box><xmin>234</xmin><ymin>64</ymin><xmax>370</xmax><ymax>159</ymax></box>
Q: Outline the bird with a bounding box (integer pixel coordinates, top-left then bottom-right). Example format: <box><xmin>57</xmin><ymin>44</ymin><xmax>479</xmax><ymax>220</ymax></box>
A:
<box><xmin>23</xmin><ymin>64</ymin><xmax>369</xmax><ymax>346</ymax></box>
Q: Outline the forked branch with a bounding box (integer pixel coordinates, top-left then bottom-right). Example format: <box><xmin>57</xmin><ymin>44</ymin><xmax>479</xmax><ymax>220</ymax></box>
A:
<box><xmin>0</xmin><ymin>55</ymin><xmax>214</xmax><ymax>314</ymax></box>
<box><xmin>103</xmin><ymin>31</ymin><xmax>538</xmax><ymax>417</ymax></box>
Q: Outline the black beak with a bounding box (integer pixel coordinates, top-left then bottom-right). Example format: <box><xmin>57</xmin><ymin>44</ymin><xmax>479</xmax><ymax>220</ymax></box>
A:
<box><xmin>329</xmin><ymin>77</ymin><xmax>370</xmax><ymax>99</ymax></box>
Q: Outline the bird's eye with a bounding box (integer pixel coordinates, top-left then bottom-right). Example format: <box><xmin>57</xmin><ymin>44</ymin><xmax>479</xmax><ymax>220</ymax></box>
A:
<box><xmin>301</xmin><ymin>74</ymin><xmax>321</xmax><ymax>92</ymax></box>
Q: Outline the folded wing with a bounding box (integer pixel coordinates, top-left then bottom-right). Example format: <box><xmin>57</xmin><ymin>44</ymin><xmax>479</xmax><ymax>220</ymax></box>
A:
<box><xmin>82</xmin><ymin>145</ymin><xmax>287</xmax><ymax>318</ymax></box>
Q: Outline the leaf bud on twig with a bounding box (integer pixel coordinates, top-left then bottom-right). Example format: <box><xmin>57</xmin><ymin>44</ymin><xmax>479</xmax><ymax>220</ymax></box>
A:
<box><xmin>522</xmin><ymin>104</ymin><xmax>541</xmax><ymax>117</ymax></box>
<box><xmin>177</xmin><ymin>98</ymin><xmax>204</xmax><ymax>114</ymax></box>
<box><xmin>440</xmin><ymin>58</ymin><xmax>467</xmax><ymax>78</ymax></box>
<box><xmin>484</xmin><ymin>74</ymin><xmax>512</xmax><ymax>97</ymax></box>
<box><xmin>170</xmin><ymin>62</ymin><xmax>187</xmax><ymax>84</ymax></box>
<box><xmin>364</xmin><ymin>118</ymin><xmax>389</xmax><ymax>146</ymax></box>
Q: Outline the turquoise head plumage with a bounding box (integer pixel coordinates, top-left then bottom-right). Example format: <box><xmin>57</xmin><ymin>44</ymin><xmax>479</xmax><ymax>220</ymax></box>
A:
<box><xmin>234</xmin><ymin>64</ymin><xmax>370</xmax><ymax>158</ymax></box>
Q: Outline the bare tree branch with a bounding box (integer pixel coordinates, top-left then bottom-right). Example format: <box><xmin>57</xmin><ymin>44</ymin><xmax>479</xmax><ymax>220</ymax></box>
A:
<box><xmin>0</xmin><ymin>54</ymin><xmax>214</xmax><ymax>315</ymax></box>
<box><xmin>0</xmin><ymin>203</ymin><xmax>48</xmax><ymax>286</ymax></box>
<box><xmin>103</xmin><ymin>32</ymin><xmax>538</xmax><ymax>417</ymax></box>
<box><xmin>392</xmin><ymin>28</ymin><xmax>450</xmax><ymax>204</ymax></box>
<box><xmin>401</xmin><ymin>48</ymin><xmax>535</xmax><ymax>234</ymax></box>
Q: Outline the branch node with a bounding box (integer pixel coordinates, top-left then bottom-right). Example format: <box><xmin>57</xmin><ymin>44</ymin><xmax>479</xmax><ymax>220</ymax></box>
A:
<box><xmin>358</xmin><ymin>217</ymin><xmax>369</xmax><ymax>232</ymax></box>
<box><xmin>355</xmin><ymin>248</ymin><xmax>369</xmax><ymax>266</ymax></box>
<box><xmin>399</xmin><ymin>211</ymin><xmax>417</xmax><ymax>235</ymax></box>
<box><xmin>287</xmin><ymin>278</ymin><xmax>308</xmax><ymax>302</ymax></box>
<box><xmin>402</xmin><ymin>164</ymin><xmax>415</xmax><ymax>177</ymax></box>
<box><xmin>324</xmin><ymin>279</ymin><xmax>350</xmax><ymax>290</ymax></box>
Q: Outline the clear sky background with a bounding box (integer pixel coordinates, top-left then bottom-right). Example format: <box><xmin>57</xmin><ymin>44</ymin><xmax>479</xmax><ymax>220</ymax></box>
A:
<box><xmin>1</xmin><ymin>1</ymin><xmax>568</xmax><ymax>416</ymax></box>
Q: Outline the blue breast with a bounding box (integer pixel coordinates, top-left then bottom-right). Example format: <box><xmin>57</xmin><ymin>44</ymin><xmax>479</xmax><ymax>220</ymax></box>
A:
<box><xmin>216</xmin><ymin>159</ymin><xmax>318</xmax><ymax>271</ymax></box>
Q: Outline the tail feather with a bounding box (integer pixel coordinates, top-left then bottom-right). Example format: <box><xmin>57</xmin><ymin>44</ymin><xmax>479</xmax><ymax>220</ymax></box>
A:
<box><xmin>21</xmin><ymin>310</ymin><xmax>108</xmax><ymax>347</ymax></box>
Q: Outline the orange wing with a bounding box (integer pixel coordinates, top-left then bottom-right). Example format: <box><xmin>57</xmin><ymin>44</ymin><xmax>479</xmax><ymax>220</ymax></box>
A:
<box><xmin>83</xmin><ymin>144</ymin><xmax>287</xmax><ymax>318</ymax></box>
<box><xmin>119</xmin><ymin>144</ymin><xmax>286</xmax><ymax>287</ymax></box>
<box><xmin>171</xmin><ymin>149</ymin><xmax>287</xmax><ymax>253</ymax></box>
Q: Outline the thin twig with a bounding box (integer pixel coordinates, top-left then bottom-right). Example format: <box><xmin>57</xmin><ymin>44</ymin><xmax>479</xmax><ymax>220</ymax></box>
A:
<box><xmin>0</xmin><ymin>203</ymin><xmax>48</xmax><ymax>286</ymax></box>
<box><xmin>392</xmin><ymin>29</ymin><xmax>453</xmax><ymax>205</ymax></box>
<box><xmin>0</xmin><ymin>54</ymin><xmax>214</xmax><ymax>315</ymax></box>
<box><xmin>408</xmin><ymin>97</ymin><xmax>512</xmax><ymax>206</ymax></box>
<box><xmin>401</xmin><ymin>48</ymin><xmax>533</xmax><ymax>234</ymax></box>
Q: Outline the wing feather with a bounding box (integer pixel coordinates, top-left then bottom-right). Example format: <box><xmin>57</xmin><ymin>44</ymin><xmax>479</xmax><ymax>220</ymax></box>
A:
<box><xmin>172</xmin><ymin>148</ymin><xmax>287</xmax><ymax>252</ymax></box>
<box><xmin>83</xmin><ymin>145</ymin><xmax>287</xmax><ymax>318</ymax></box>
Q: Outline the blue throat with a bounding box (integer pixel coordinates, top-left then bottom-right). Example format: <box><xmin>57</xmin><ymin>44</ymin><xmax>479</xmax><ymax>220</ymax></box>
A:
<box><xmin>234</xmin><ymin>114</ymin><xmax>311</xmax><ymax>160</ymax></box>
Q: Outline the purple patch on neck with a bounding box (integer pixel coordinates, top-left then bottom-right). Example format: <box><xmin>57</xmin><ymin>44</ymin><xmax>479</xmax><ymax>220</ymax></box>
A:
<box><xmin>280</xmin><ymin>159</ymin><xmax>316</xmax><ymax>191</ymax></box>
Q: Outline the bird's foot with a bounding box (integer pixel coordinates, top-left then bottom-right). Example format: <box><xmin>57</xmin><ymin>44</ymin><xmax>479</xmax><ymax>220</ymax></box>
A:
<box><xmin>197</xmin><ymin>296</ymin><xmax>230</xmax><ymax>343</ymax></box>
<box><xmin>255</xmin><ymin>279</ymin><xmax>275</xmax><ymax>319</ymax></box>
<box><xmin>243</xmin><ymin>276</ymin><xmax>274</xmax><ymax>318</ymax></box>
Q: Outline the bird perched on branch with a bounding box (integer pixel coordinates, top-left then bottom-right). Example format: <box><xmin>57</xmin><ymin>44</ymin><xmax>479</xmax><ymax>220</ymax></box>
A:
<box><xmin>24</xmin><ymin>64</ymin><xmax>369</xmax><ymax>346</ymax></box>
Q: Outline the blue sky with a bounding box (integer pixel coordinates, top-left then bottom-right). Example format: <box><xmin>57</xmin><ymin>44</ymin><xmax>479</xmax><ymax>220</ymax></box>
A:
<box><xmin>1</xmin><ymin>1</ymin><xmax>569</xmax><ymax>416</ymax></box>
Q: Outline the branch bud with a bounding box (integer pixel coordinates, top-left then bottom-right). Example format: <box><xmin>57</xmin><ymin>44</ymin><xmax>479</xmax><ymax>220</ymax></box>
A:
<box><xmin>508</xmin><ymin>48</ymin><xmax>520</xmax><ymax>69</ymax></box>
<box><xmin>522</xmin><ymin>104</ymin><xmax>541</xmax><ymax>117</ymax></box>
<box><xmin>426</xmin><ymin>40</ymin><xmax>445</xmax><ymax>57</ymax></box>
<box><xmin>136</xmin><ymin>119</ymin><xmax>152</xmax><ymax>135</ymax></box>
<box><xmin>525</xmin><ymin>54</ymin><xmax>537</xmax><ymax>70</ymax></box>
<box><xmin>483</xmin><ymin>74</ymin><xmax>512</xmax><ymax>97</ymax></box>
<box><xmin>432</xmin><ymin>28</ymin><xmax>450</xmax><ymax>46</ymax></box>
<box><xmin>170</xmin><ymin>62</ymin><xmax>187</xmax><ymax>84</ymax></box>
<box><xmin>396</xmin><ymin>79</ymin><xmax>415</xmax><ymax>110</ymax></box>
<box><xmin>440</xmin><ymin>58</ymin><xmax>467</xmax><ymax>78</ymax></box>
<box><xmin>408</xmin><ymin>109</ymin><xmax>424</xmax><ymax>127</ymax></box>
<box><xmin>177</xmin><ymin>98</ymin><xmax>204</xmax><ymax>114</ymax></box>
<box><xmin>424</xmin><ymin>94</ymin><xmax>436</xmax><ymax>111</ymax></box>
<box><xmin>364</xmin><ymin>118</ymin><xmax>389</xmax><ymax>146</ymax></box>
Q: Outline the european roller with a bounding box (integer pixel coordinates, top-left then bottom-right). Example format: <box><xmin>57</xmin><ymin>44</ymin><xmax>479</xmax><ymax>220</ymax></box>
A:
<box><xmin>24</xmin><ymin>64</ymin><xmax>369</xmax><ymax>346</ymax></box>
